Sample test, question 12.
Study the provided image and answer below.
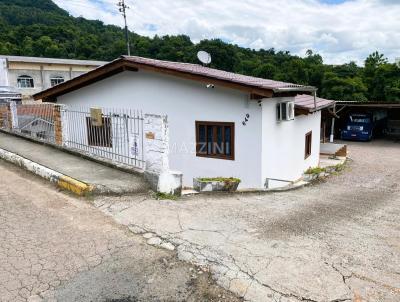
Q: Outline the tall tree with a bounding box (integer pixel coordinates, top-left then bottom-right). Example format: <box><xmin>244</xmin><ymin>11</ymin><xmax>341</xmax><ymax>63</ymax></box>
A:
<box><xmin>0</xmin><ymin>0</ymin><xmax>399</xmax><ymax>102</ymax></box>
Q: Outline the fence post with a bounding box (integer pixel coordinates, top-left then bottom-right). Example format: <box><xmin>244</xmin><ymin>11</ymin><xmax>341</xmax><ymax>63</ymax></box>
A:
<box><xmin>60</xmin><ymin>105</ymin><xmax>69</xmax><ymax>147</ymax></box>
<box><xmin>143</xmin><ymin>114</ymin><xmax>182</xmax><ymax>195</ymax></box>
<box><xmin>53</xmin><ymin>104</ymin><xmax>66</xmax><ymax>146</ymax></box>
<box><xmin>6</xmin><ymin>101</ymin><xmax>18</xmax><ymax>130</ymax></box>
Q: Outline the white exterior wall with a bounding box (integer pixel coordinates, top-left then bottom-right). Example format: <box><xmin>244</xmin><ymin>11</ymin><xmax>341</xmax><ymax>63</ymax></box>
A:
<box><xmin>261</xmin><ymin>97</ymin><xmax>321</xmax><ymax>188</ymax></box>
<box><xmin>58</xmin><ymin>71</ymin><xmax>263</xmax><ymax>189</ymax></box>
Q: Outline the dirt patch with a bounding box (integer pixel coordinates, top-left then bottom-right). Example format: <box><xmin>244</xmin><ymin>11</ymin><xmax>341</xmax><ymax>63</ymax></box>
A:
<box><xmin>255</xmin><ymin>187</ymin><xmax>392</xmax><ymax>239</ymax></box>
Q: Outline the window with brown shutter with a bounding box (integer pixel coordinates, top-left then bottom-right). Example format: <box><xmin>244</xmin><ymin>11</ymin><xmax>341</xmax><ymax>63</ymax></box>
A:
<box><xmin>195</xmin><ymin>121</ymin><xmax>234</xmax><ymax>160</ymax></box>
<box><xmin>305</xmin><ymin>131</ymin><xmax>312</xmax><ymax>159</ymax></box>
<box><xmin>86</xmin><ymin>117</ymin><xmax>112</xmax><ymax>147</ymax></box>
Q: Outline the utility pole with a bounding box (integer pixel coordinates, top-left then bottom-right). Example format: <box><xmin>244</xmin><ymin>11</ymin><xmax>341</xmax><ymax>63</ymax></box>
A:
<box><xmin>117</xmin><ymin>0</ymin><xmax>131</xmax><ymax>56</ymax></box>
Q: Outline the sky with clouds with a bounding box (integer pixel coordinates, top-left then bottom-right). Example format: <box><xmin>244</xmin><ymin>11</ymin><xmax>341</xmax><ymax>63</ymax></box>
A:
<box><xmin>54</xmin><ymin>0</ymin><xmax>400</xmax><ymax>65</ymax></box>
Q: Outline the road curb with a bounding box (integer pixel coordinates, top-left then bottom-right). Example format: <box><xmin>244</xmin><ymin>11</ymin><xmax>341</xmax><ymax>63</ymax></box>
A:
<box><xmin>0</xmin><ymin>147</ymin><xmax>93</xmax><ymax>196</ymax></box>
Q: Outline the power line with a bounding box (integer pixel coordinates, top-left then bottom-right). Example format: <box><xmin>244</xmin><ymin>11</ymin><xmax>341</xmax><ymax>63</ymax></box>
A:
<box><xmin>117</xmin><ymin>0</ymin><xmax>131</xmax><ymax>56</ymax></box>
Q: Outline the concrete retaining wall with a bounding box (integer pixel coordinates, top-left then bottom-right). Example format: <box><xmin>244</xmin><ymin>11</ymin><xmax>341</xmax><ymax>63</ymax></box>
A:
<box><xmin>0</xmin><ymin>147</ymin><xmax>93</xmax><ymax>195</ymax></box>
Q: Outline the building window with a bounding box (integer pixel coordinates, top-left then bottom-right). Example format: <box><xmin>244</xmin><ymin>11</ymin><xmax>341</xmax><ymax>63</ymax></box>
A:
<box><xmin>86</xmin><ymin>117</ymin><xmax>112</xmax><ymax>147</ymax></box>
<box><xmin>195</xmin><ymin>121</ymin><xmax>234</xmax><ymax>160</ymax></box>
<box><xmin>50</xmin><ymin>76</ymin><xmax>65</xmax><ymax>87</ymax></box>
<box><xmin>305</xmin><ymin>131</ymin><xmax>312</xmax><ymax>159</ymax></box>
<box><xmin>17</xmin><ymin>75</ymin><xmax>34</xmax><ymax>88</ymax></box>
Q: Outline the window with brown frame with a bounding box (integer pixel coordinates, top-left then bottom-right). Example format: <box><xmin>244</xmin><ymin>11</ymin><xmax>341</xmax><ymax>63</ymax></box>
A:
<box><xmin>195</xmin><ymin>121</ymin><xmax>234</xmax><ymax>160</ymax></box>
<box><xmin>305</xmin><ymin>131</ymin><xmax>312</xmax><ymax>159</ymax></box>
<box><xmin>86</xmin><ymin>117</ymin><xmax>112</xmax><ymax>147</ymax></box>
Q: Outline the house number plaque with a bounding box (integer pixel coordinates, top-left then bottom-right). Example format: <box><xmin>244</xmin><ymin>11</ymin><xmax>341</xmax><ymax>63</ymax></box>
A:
<box><xmin>242</xmin><ymin>113</ymin><xmax>250</xmax><ymax>126</ymax></box>
<box><xmin>146</xmin><ymin>132</ymin><xmax>155</xmax><ymax>139</ymax></box>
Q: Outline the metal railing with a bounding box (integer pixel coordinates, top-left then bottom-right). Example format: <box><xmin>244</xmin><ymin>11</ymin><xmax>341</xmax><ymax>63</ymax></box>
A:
<box><xmin>0</xmin><ymin>103</ymin><xmax>145</xmax><ymax>170</ymax></box>
<box><xmin>63</xmin><ymin>106</ymin><xmax>145</xmax><ymax>169</ymax></box>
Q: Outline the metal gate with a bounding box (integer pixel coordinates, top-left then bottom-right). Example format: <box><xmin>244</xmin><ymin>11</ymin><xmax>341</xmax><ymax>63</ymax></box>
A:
<box><xmin>63</xmin><ymin>106</ymin><xmax>145</xmax><ymax>169</ymax></box>
<box><xmin>16</xmin><ymin>103</ymin><xmax>56</xmax><ymax>143</ymax></box>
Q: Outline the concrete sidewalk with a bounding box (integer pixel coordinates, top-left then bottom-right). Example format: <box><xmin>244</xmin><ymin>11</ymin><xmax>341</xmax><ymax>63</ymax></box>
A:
<box><xmin>0</xmin><ymin>132</ymin><xmax>149</xmax><ymax>195</ymax></box>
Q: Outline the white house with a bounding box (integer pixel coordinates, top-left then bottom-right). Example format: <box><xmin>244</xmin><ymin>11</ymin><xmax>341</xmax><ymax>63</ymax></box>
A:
<box><xmin>33</xmin><ymin>56</ymin><xmax>334</xmax><ymax>190</ymax></box>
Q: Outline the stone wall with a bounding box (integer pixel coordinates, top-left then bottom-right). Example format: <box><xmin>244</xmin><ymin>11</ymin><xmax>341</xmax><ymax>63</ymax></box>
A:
<box><xmin>53</xmin><ymin>105</ymin><xmax>64</xmax><ymax>146</ymax></box>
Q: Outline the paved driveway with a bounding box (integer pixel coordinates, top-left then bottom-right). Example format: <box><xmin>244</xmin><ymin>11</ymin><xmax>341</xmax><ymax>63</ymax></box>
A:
<box><xmin>0</xmin><ymin>161</ymin><xmax>239</xmax><ymax>302</ymax></box>
<box><xmin>97</xmin><ymin>139</ymin><xmax>400</xmax><ymax>302</ymax></box>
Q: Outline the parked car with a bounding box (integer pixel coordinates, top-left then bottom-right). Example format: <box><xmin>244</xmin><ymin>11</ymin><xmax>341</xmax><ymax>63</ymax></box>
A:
<box><xmin>341</xmin><ymin>111</ymin><xmax>387</xmax><ymax>141</ymax></box>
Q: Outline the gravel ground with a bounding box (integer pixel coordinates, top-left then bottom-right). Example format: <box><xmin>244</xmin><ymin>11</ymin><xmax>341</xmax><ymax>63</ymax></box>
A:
<box><xmin>96</xmin><ymin>139</ymin><xmax>400</xmax><ymax>302</ymax></box>
<box><xmin>0</xmin><ymin>160</ymin><xmax>241</xmax><ymax>302</ymax></box>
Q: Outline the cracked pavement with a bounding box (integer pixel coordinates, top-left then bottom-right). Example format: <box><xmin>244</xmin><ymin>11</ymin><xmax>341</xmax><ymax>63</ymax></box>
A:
<box><xmin>96</xmin><ymin>139</ymin><xmax>400</xmax><ymax>302</ymax></box>
<box><xmin>0</xmin><ymin>161</ymin><xmax>241</xmax><ymax>302</ymax></box>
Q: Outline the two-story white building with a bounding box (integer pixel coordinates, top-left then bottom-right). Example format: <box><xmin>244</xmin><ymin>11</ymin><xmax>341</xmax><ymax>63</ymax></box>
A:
<box><xmin>0</xmin><ymin>55</ymin><xmax>106</xmax><ymax>102</ymax></box>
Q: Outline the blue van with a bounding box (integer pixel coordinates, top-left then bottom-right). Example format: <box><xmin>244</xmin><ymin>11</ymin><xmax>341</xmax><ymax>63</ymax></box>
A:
<box><xmin>341</xmin><ymin>111</ymin><xmax>387</xmax><ymax>141</ymax></box>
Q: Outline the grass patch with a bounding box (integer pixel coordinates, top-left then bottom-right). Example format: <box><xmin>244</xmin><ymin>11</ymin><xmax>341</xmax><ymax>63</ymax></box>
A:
<box><xmin>335</xmin><ymin>163</ymin><xmax>345</xmax><ymax>171</ymax></box>
<box><xmin>305</xmin><ymin>167</ymin><xmax>326</xmax><ymax>175</ymax></box>
<box><xmin>330</xmin><ymin>162</ymin><xmax>347</xmax><ymax>175</ymax></box>
<box><xmin>197</xmin><ymin>177</ymin><xmax>241</xmax><ymax>183</ymax></box>
<box><xmin>152</xmin><ymin>192</ymin><xmax>178</xmax><ymax>200</ymax></box>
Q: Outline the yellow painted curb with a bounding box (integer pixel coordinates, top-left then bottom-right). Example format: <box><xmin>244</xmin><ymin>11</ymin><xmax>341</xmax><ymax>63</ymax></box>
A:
<box><xmin>57</xmin><ymin>176</ymin><xmax>93</xmax><ymax>196</ymax></box>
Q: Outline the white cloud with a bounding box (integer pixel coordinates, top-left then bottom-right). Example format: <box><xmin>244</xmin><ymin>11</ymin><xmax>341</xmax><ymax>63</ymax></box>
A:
<box><xmin>54</xmin><ymin>0</ymin><xmax>400</xmax><ymax>65</ymax></box>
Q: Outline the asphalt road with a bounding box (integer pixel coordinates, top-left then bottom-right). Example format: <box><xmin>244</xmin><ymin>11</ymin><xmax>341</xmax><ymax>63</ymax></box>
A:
<box><xmin>0</xmin><ymin>160</ymin><xmax>240</xmax><ymax>302</ymax></box>
<box><xmin>96</xmin><ymin>139</ymin><xmax>400</xmax><ymax>302</ymax></box>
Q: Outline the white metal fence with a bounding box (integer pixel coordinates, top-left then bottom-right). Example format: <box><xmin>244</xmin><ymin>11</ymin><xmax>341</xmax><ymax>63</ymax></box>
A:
<box><xmin>0</xmin><ymin>103</ymin><xmax>145</xmax><ymax>170</ymax></box>
<box><xmin>63</xmin><ymin>106</ymin><xmax>144</xmax><ymax>169</ymax></box>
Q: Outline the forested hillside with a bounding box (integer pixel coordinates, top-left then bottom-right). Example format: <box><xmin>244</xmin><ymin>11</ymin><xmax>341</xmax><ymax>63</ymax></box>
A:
<box><xmin>1</xmin><ymin>0</ymin><xmax>399</xmax><ymax>101</ymax></box>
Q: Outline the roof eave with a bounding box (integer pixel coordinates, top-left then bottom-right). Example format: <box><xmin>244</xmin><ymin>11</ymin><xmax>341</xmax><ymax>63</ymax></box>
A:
<box><xmin>273</xmin><ymin>86</ymin><xmax>317</xmax><ymax>93</ymax></box>
<box><xmin>295</xmin><ymin>98</ymin><xmax>336</xmax><ymax>113</ymax></box>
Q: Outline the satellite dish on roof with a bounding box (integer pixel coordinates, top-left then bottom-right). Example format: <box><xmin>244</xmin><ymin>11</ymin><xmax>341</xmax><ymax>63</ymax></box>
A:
<box><xmin>197</xmin><ymin>50</ymin><xmax>212</xmax><ymax>65</ymax></box>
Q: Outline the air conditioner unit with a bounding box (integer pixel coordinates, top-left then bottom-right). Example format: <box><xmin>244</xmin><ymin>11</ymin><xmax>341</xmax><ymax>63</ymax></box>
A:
<box><xmin>276</xmin><ymin>101</ymin><xmax>295</xmax><ymax>121</ymax></box>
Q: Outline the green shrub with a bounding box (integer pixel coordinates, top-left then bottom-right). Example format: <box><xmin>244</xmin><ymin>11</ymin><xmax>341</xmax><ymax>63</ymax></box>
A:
<box><xmin>305</xmin><ymin>167</ymin><xmax>325</xmax><ymax>175</ymax></box>
<box><xmin>197</xmin><ymin>177</ymin><xmax>241</xmax><ymax>183</ymax></box>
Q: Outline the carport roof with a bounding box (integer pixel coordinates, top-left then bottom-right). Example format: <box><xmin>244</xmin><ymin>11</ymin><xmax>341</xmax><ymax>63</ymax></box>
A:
<box><xmin>295</xmin><ymin>94</ymin><xmax>335</xmax><ymax>111</ymax></box>
<box><xmin>33</xmin><ymin>56</ymin><xmax>317</xmax><ymax>102</ymax></box>
<box><xmin>336</xmin><ymin>101</ymin><xmax>400</xmax><ymax>108</ymax></box>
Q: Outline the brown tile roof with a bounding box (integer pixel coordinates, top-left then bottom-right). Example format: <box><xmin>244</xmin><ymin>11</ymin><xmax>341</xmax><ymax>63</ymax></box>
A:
<box><xmin>294</xmin><ymin>94</ymin><xmax>335</xmax><ymax>111</ymax></box>
<box><xmin>34</xmin><ymin>55</ymin><xmax>319</xmax><ymax>103</ymax></box>
<box><xmin>123</xmin><ymin>56</ymin><xmax>315</xmax><ymax>92</ymax></box>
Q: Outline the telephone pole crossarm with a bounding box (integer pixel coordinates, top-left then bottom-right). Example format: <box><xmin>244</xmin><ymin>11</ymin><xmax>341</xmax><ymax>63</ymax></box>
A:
<box><xmin>117</xmin><ymin>0</ymin><xmax>131</xmax><ymax>56</ymax></box>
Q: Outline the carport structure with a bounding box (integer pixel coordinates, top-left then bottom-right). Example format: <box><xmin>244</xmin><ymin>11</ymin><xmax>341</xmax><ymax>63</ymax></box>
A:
<box><xmin>334</xmin><ymin>101</ymin><xmax>400</xmax><ymax>138</ymax></box>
